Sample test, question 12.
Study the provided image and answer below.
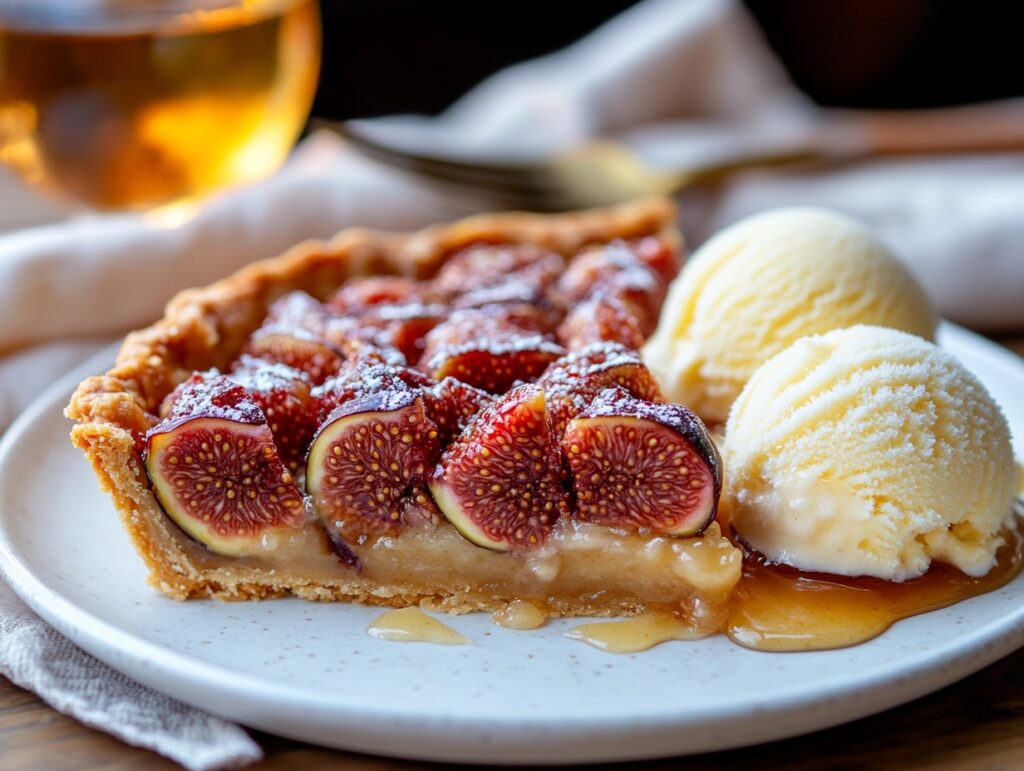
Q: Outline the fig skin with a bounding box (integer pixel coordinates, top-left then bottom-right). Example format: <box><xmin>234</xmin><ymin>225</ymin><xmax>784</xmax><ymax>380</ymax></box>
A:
<box><xmin>434</xmin><ymin>244</ymin><xmax>563</xmax><ymax>301</ymax></box>
<box><xmin>434</xmin><ymin>244</ymin><xmax>565</xmax><ymax>331</ymax></box>
<box><xmin>242</xmin><ymin>291</ymin><xmax>346</xmax><ymax>384</ymax></box>
<box><xmin>306</xmin><ymin>386</ymin><xmax>441</xmax><ymax>539</ymax></box>
<box><xmin>538</xmin><ymin>342</ymin><xmax>664</xmax><ymax>437</ymax></box>
<box><xmin>325</xmin><ymin>302</ymin><xmax>448</xmax><ymax>366</ymax></box>
<box><xmin>555</xmin><ymin>241</ymin><xmax>667</xmax><ymax>335</ymax></box>
<box><xmin>429</xmin><ymin>384</ymin><xmax>570</xmax><ymax>551</ymax></box>
<box><xmin>229</xmin><ymin>355</ymin><xmax>317</xmax><ymax>472</ymax></box>
<box><xmin>562</xmin><ymin>387</ymin><xmax>721</xmax><ymax>536</ymax></box>
<box><xmin>629</xmin><ymin>235</ymin><xmax>682</xmax><ymax>285</ymax></box>
<box><xmin>311</xmin><ymin>360</ymin><xmax>433</xmax><ymax>424</ymax></box>
<box><xmin>422</xmin><ymin>377</ymin><xmax>494</xmax><ymax>447</ymax></box>
<box><xmin>145</xmin><ymin>375</ymin><xmax>307</xmax><ymax>557</ymax></box>
<box><xmin>264</xmin><ymin>290</ymin><xmax>333</xmax><ymax>331</ymax></box>
<box><xmin>357</xmin><ymin>304</ymin><xmax>448</xmax><ymax>365</ymax></box>
<box><xmin>420</xmin><ymin>306</ymin><xmax>565</xmax><ymax>394</ymax></box>
<box><xmin>245</xmin><ymin>325</ymin><xmax>344</xmax><ymax>385</ymax></box>
<box><xmin>556</xmin><ymin>291</ymin><xmax>646</xmax><ymax>351</ymax></box>
<box><xmin>327</xmin><ymin>276</ymin><xmax>441</xmax><ymax>313</ymax></box>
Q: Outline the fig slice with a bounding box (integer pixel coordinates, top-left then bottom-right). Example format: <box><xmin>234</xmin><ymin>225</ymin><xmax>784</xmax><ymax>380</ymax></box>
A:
<box><xmin>145</xmin><ymin>374</ymin><xmax>306</xmax><ymax>557</ymax></box>
<box><xmin>402</xmin><ymin>482</ymin><xmax>444</xmax><ymax>528</ymax></box>
<box><xmin>429</xmin><ymin>384</ymin><xmax>570</xmax><ymax>551</ymax></box>
<box><xmin>628</xmin><ymin>235</ymin><xmax>682</xmax><ymax>285</ymax></box>
<box><xmin>245</xmin><ymin>325</ymin><xmax>343</xmax><ymax>385</ymax></box>
<box><xmin>422</xmin><ymin>377</ymin><xmax>494</xmax><ymax>446</ymax></box>
<box><xmin>556</xmin><ymin>241</ymin><xmax>666</xmax><ymax>335</ymax></box>
<box><xmin>327</xmin><ymin>276</ymin><xmax>441</xmax><ymax>313</ymax></box>
<box><xmin>244</xmin><ymin>291</ymin><xmax>346</xmax><ymax>384</ymax></box>
<box><xmin>306</xmin><ymin>386</ymin><xmax>441</xmax><ymax>539</ymax></box>
<box><xmin>562</xmin><ymin>387</ymin><xmax>721</xmax><ymax>536</ymax></box>
<box><xmin>434</xmin><ymin>243</ymin><xmax>563</xmax><ymax>301</ymax></box>
<box><xmin>311</xmin><ymin>359</ymin><xmax>433</xmax><ymax>424</ymax></box>
<box><xmin>556</xmin><ymin>291</ymin><xmax>646</xmax><ymax>351</ymax></box>
<box><xmin>229</xmin><ymin>355</ymin><xmax>317</xmax><ymax>473</ymax></box>
<box><xmin>538</xmin><ymin>342</ymin><xmax>664</xmax><ymax>437</ymax></box>
<box><xmin>324</xmin><ymin>277</ymin><xmax>448</xmax><ymax>364</ymax></box>
<box><xmin>357</xmin><ymin>303</ymin><xmax>448</xmax><ymax>365</ymax></box>
<box><xmin>264</xmin><ymin>290</ymin><xmax>333</xmax><ymax>331</ymax></box>
<box><xmin>420</xmin><ymin>306</ymin><xmax>565</xmax><ymax>393</ymax></box>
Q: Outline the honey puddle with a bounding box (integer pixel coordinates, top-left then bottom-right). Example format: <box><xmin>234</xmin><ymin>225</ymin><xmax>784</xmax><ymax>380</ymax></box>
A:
<box><xmin>367</xmin><ymin>607</ymin><xmax>470</xmax><ymax>645</ymax></box>
<box><xmin>564</xmin><ymin>613</ymin><xmax>708</xmax><ymax>653</ymax></box>
<box><xmin>728</xmin><ymin>524</ymin><xmax>1024</xmax><ymax>652</ymax></box>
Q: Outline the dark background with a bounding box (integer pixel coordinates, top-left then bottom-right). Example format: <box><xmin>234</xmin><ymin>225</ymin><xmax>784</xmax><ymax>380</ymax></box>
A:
<box><xmin>312</xmin><ymin>0</ymin><xmax>1024</xmax><ymax>119</ymax></box>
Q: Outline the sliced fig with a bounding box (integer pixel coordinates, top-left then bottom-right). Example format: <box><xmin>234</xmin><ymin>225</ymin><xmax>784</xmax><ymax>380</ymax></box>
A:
<box><xmin>306</xmin><ymin>386</ymin><xmax>441</xmax><ymax>539</ymax></box>
<box><xmin>420</xmin><ymin>306</ymin><xmax>564</xmax><ymax>393</ymax></box>
<box><xmin>429</xmin><ymin>384</ymin><xmax>569</xmax><ymax>551</ymax></box>
<box><xmin>556</xmin><ymin>241</ymin><xmax>666</xmax><ymax>335</ymax></box>
<box><xmin>332</xmin><ymin>334</ymin><xmax>410</xmax><ymax>370</ymax></box>
<box><xmin>628</xmin><ymin>235</ymin><xmax>682</xmax><ymax>285</ymax></box>
<box><xmin>438</xmin><ymin>245</ymin><xmax>565</xmax><ymax>331</ymax></box>
<box><xmin>229</xmin><ymin>355</ymin><xmax>317</xmax><ymax>472</ymax></box>
<box><xmin>245</xmin><ymin>325</ymin><xmax>343</xmax><ymax>385</ymax></box>
<box><xmin>326</xmin><ymin>528</ymin><xmax>361</xmax><ymax>568</ymax></box>
<box><xmin>323</xmin><ymin>275</ymin><xmax>447</xmax><ymax>365</ymax></box>
<box><xmin>264</xmin><ymin>290</ymin><xmax>333</xmax><ymax>333</ymax></box>
<box><xmin>556</xmin><ymin>291</ymin><xmax>646</xmax><ymax>351</ymax></box>
<box><xmin>145</xmin><ymin>374</ymin><xmax>306</xmax><ymax>556</ymax></box>
<box><xmin>562</xmin><ymin>387</ymin><xmax>721</xmax><ymax>536</ymax></box>
<box><xmin>434</xmin><ymin>243</ymin><xmax>563</xmax><ymax>301</ymax></box>
<box><xmin>360</xmin><ymin>303</ymin><xmax>448</xmax><ymax>364</ymax></box>
<box><xmin>327</xmin><ymin>276</ymin><xmax>440</xmax><ymax>313</ymax></box>
<box><xmin>402</xmin><ymin>482</ymin><xmax>444</xmax><ymax>528</ymax></box>
<box><xmin>538</xmin><ymin>342</ymin><xmax>664</xmax><ymax>437</ymax></box>
<box><xmin>422</xmin><ymin>377</ymin><xmax>494</xmax><ymax>446</ymax></box>
<box><xmin>312</xmin><ymin>359</ymin><xmax>432</xmax><ymax>423</ymax></box>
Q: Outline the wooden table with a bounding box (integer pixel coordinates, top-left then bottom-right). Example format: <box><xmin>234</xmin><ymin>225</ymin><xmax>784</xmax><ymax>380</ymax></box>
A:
<box><xmin>2</xmin><ymin>335</ymin><xmax>1022</xmax><ymax>770</ymax></box>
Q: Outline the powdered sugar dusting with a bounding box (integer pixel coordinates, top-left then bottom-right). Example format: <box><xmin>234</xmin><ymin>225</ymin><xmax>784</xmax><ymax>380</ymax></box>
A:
<box><xmin>159</xmin><ymin>373</ymin><xmax>265</xmax><ymax>430</ymax></box>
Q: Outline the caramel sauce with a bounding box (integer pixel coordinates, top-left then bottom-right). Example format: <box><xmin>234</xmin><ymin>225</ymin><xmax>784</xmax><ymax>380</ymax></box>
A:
<box><xmin>727</xmin><ymin>525</ymin><xmax>1024</xmax><ymax>652</ymax></box>
<box><xmin>565</xmin><ymin>612</ymin><xmax>707</xmax><ymax>653</ymax></box>
<box><xmin>367</xmin><ymin>607</ymin><xmax>471</xmax><ymax>646</ymax></box>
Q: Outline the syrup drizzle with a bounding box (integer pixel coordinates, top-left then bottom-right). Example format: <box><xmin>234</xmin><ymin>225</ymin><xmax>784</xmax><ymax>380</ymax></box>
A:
<box><xmin>370</xmin><ymin>522</ymin><xmax>1024</xmax><ymax>654</ymax></box>
<box><xmin>367</xmin><ymin>607</ymin><xmax>471</xmax><ymax>645</ymax></box>
<box><xmin>564</xmin><ymin>612</ymin><xmax>707</xmax><ymax>653</ymax></box>
<box><xmin>727</xmin><ymin>523</ymin><xmax>1024</xmax><ymax>652</ymax></box>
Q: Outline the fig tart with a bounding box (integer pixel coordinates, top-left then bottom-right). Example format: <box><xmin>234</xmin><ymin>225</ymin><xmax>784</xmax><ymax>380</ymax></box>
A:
<box><xmin>67</xmin><ymin>198</ymin><xmax>741</xmax><ymax>627</ymax></box>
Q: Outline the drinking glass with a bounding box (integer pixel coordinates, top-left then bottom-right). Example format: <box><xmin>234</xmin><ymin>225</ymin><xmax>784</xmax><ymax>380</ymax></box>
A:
<box><xmin>0</xmin><ymin>0</ymin><xmax>320</xmax><ymax>210</ymax></box>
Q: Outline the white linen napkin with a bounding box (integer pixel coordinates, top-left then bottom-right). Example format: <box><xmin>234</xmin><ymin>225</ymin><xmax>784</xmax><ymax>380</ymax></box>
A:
<box><xmin>0</xmin><ymin>0</ymin><xmax>1022</xmax><ymax>765</ymax></box>
<box><xmin>0</xmin><ymin>581</ymin><xmax>262</xmax><ymax>770</ymax></box>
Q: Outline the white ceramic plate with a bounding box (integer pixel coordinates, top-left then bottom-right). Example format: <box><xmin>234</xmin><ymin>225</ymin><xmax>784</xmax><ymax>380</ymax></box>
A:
<box><xmin>1</xmin><ymin>323</ymin><xmax>1022</xmax><ymax>764</ymax></box>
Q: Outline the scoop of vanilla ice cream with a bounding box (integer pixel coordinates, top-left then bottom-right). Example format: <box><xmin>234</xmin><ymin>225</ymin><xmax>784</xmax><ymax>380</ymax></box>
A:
<box><xmin>723</xmin><ymin>325</ymin><xmax>1015</xmax><ymax>581</ymax></box>
<box><xmin>643</xmin><ymin>208</ymin><xmax>937</xmax><ymax>424</ymax></box>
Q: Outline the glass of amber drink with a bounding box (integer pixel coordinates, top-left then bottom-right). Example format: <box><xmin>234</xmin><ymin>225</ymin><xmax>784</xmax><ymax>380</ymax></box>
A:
<box><xmin>0</xmin><ymin>0</ymin><xmax>320</xmax><ymax>210</ymax></box>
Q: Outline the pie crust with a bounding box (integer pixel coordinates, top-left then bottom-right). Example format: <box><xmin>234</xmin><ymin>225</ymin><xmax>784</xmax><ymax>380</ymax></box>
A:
<box><xmin>66</xmin><ymin>197</ymin><xmax>741</xmax><ymax>622</ymax></box>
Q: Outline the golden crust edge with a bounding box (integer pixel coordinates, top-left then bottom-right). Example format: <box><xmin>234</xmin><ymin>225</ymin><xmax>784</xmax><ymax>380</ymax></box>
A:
<box><xmin>64</xmin><ymin>198</ymin><xmax>680</xmax><ymax>605</ymax></box>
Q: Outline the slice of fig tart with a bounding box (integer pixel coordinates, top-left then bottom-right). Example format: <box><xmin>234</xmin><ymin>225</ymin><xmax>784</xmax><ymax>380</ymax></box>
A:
<box><xmin>66</xmin><ymin>199</ymin><xmax>741</xmax><ymax>631</ymax></box>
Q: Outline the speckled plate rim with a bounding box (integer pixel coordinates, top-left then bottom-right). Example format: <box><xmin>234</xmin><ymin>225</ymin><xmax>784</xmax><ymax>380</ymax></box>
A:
<box><xmin>0</xmin><ymin>322</ymin><xmax>1022</xmax><ymax>764</ymax></box>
